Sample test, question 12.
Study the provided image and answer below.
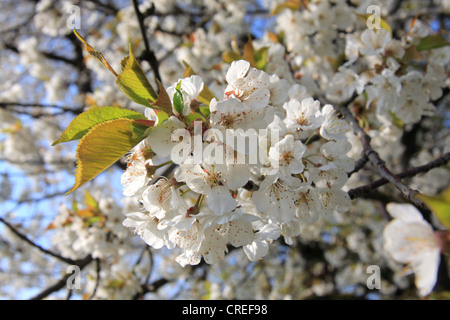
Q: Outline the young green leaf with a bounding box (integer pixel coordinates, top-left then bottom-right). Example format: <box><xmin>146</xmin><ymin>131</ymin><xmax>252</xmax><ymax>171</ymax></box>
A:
<box><xmin>156</xmin><ymin>111</ymin><xmax>169</xmax><ymax>125</ymax></box>
<box><xmin>173</xmin><ymin>87</ymin><xmax>184</xmax><ymax>116</ymax></box>
<box><xmin>255</xmin><ymin>46</ymin><xmax>269</xmax><ymax>70</ymax></box>
<box><xmin>52</xmin><ymin>106</ymin><xmax>146</xmax><ymax>146</ymax></box>
<box><xmin>222</xmin><ymin>51</ymin><xmax>244</xmax><ymax>65</ymax></box>
<box><xmin>84</xmin><ymin>189</ymin><xmax>99</xmax><ymax>210</ymax></box>
<box><xmin>185</xmin><ymin>112</ymin><xmax>205</xmax><ymax>124</ymax></box>
<box><xmin>197</xmin><ymin>86</ymin><xmax>216</xmax><ymax>106</ymax></box>
<box><xmin>116</xmin><ymin>45</ymin><xmax>159</xmax><ymax>107</ymax></box>
<box><xmin>416</xmin><ymin>35</ymin><xmax>450</xmax><ymax>52</ymax></box>
<box><xmin>418</xmin><ymin>187</ymin><xmax>450</xmax><ymax>229</ymax></box>
<box><xmin>199</xmin><ymin>106</ymin><xmax>210</xmax><ymax>118</ymax></box>
<box><xmin>66</xmin><ymin>118</ymin><xmax>146</xmax><ymax>194</ymax></box>
<box><xmin>74</xmin><ymin>30</ymin><xmax>118</xmax><ymax>77</ymax></box>
<box><xmin>129</xmin><ymin>119</ymin><xmax>156</xmax><ymax>139</ymax></box>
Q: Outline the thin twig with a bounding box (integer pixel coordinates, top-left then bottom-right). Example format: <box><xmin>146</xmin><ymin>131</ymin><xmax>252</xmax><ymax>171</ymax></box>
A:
<box><xmin>88</xmin><ymin>258</ymin><xmax>101</xmax><ymax>300</ymax></box>
<box><xmin>0</xmin><ymin>216</ymin><xmax>76</xmax><ymax>265</ymax></box>
<box><xmin>131</xmin><ymin>0</ymin><xmax>162</xmax><ymax>84</ymax></box>
<box><xmin>348</xmin><ymin>154</ymin><xmax>369</xmax><ymax>177</ymax></box>
<box><xmin>336</xmin><ymin>97</ymin><xmax>428</xmax><ymax>209</ymax></box>
<box><xmin>30</xmin><ymin>255</ymin><xmax>93</xmax><ymax>300</ymax></box>
<box><xmin>348</xmin><ymin>152</ymin><xmax>450</xmax><ymax>199</ymax></box>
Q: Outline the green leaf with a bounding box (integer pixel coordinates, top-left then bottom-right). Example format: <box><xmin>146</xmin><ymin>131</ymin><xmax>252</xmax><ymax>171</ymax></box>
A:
<box><xmin>185</xmin><ymin>112</ymin><xmax>205</xmax><ymax>124</ymax></box>
<box><xmin>173</xmin><ymin>85</ymin><xmax>184</xmax><ymax>116</ymax></box>
<box><xmin>116</xmin><ymin>45</ymin><xmax>159</xmax><ymax>107</ymax></box>
<box><xmin>129</xmin><ymin>119</ymin><xmax>156</xmax><ymax>139</ymax></box>
<box><xmin>402</xmin><ymin>45</ymin><xmax>424</xmax><ymax>61</ymax></box>
<box><xmin>222</xmin><ymin>38</ymin><xmax>268</xmax><ymax>71</ymax></box>
<box><xmin>389</xmin><ymin>111</ymin><xmax>404</xmax><ymax>129</ymax></box>
<box><xmin>255</xmin><ymin>46</ymin><xmax>269</xmax><ymax>70</ymax></box>
<box><xmin>71</xmin><ymin>198</ymin><xmax>79</xmax><ymax>213</ymax></box>
<box><xmin>243</xmin><ymin>38</ymin><xmax>257</xmax><ymax>68</ymax></box>
<box><xmin>197</xmin><ymin>86</ymin><xmax>216</xmax><ymax>106</ymax></box>
<box><xmin>416</xmin><ymin>35</ymin><xmax>450</xmax><ymax>52</ymax></box>
<box><xmin>84</xmin><ymin>216</ymin><xmax>104</xmax><ymax>226</ymax></box>
<box><xmin>66</xmin><ymin>118</ymin><xmax>146</xmax><ymax>194</ymax></box>
<box><xmin>74</xmin><ymin>30</ymin><xmax>118</xmax><ymax>77</ymax></box>
<box><xmin>182</xmin><ymin>60</ymin><xmax>195</xmax><ymax>78</ymax></box>
<box><xmin>84</xmin><ymin>189</ymin><xmax>99</xmax><ymax>210</ymax></box>
<box><xmin>156</xmin><ymin>111</ymin><xmax>169</xmax><ymax>125</ymax></box>
<box><xmin>222</xmin><ymin>51</ymin><xmax>244</xmax><ymax>65</ymax></box>
<box><xmin>418</xmin><ymin>187</ymin><xmax>450</xmax><ymax>229</ymax></box>
<box><xmin>52</xmin><ymin>106</ymin><xmax>146</xmax><ymax>146</ymax></box>
<box><xmin>199</xmin><ymin>106</ymin><xmax>210</xmax><ymax>118</ymax></box>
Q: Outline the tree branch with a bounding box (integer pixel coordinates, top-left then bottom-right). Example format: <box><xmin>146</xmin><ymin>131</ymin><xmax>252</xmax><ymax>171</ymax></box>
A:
<box><xmin>131</xmin><ymin>0</ymin><xmax>162</xmax><ymax>84</ymax></box>
<box><xmin>348</xmin><ymin>152</ymin><xmax>450</xmax><ymax>199</ymax></box>
<box><xmin>0</xmin><ymin>102</ymin><xmax>84</xmax><ymax>116</ymax></box>
<box><xmin>30</xmin><ymin>255</ymin><xmax>93</xmax><ymax>300</ymax></box>
<box><xmin>337</xmin><ymin>98</ymin><xmax>428</xmax><ymax>209</ymax></box>
<box><xmin>0</xmin><ymin>216</ymin><xmax>76</xmax><ymax>265</ymax></box>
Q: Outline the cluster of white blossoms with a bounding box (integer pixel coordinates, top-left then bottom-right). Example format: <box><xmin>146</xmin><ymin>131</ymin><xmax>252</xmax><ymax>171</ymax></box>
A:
<box><xmin>327</xmin><ymin>28</ymin><xmax>449</xmax><ymax>126</ymax></box>
<box><xmin>266</xmin><ymin>0</ymin><xmax>449</xmax><ymax>128</ymax></box>
<box><xmin>122</xmin><ymin>60</ymin><xmax>355</xmax><ymax>266</ymax></box>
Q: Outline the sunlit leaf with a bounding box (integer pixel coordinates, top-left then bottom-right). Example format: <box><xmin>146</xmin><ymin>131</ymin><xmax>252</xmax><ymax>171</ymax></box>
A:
<box><xmin>199</xmin><ymin>106</ymin><xmax>210</xmax><ymax>118</ymax></box>
<box><xmin>129</xmin><ymin>119</ymin><xmax>156</xmax><ymax>140</ymax></box>
<box><xmin>116</xmin><ymin>45</ymin><xmax>159</xmax><ymax>107</ymax></box>
<box><xmin>197</xmin><ymin>86</ymin><xmax>216</xmax><ymax>106</ymax></box>
<box><xmin>185</xmin><ymin>112</ymin><xmax>205</xmax><ymax>124</ymax></box>
<box><xmin>243</xmin><ymin>38</ymin><xmax>256</xmax><ymax>68</ymax></box>
<box><xmin>66</xmin><ymin>118</ymin><xmax>146</xmax><ymax>194</ymax></box>
<box><xmin>74</xmin><ymin>30</ymin><xmax>118</xmax><ymax>77</ymax></box>
<box><xmin>52</xmin><ymin>106</ymin><xmax>146</xmax><ymax>146</ymax></box>
<box><xmin>222</xmin><ymin>51</ymin><xmax>244</xmax><ymax>65</ymax></box>
<box><xmin>84</xmin><ymin>189</ymin><xmax>99</xmax><ymax>210</ymax></box>
<box><xmin>84</xmin><ymin>215</ymin><xmax>106</xmax><ymax>227</ymax></box>
<box><xmin>76</xmin><ymin>209</ymin><xmax>95</xmax><ymax>218</ymax></box>
<box><xmin>182</xmin><ymin>60</ymin><xmax>195</xmax><ymax>78</ymax></box>
<box><xmin>255</xmin><ymin>46</ymin><xmax>269</xmax><ymax>70</ymax></box>
<box><xmin>222</xmin><ymin>38</ymin><xmax>268</xmax><ymax>70</ymax></box>
<box><xmin>156</xmin><ymin>111</ymin><xmax>169</xmax><ymax>125</ymax></box>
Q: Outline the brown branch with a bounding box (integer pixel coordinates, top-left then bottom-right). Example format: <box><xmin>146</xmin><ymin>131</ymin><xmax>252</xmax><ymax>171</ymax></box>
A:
<box><xmin>0</xmin><ymin>102</ymin><xmax>84</xmax><ymax>116</ymax></box>
<box><xmin>30</xmin><ymin>255</ymin><xmax>94</xmax><ymax>300</ymax></box>
<box><xmin>87</xmin><ymin>258</ymin><xmax>101</xmax><ymax>300</ymax></box>
<box><xmin>336</xmin><ymin>98</ymin><xmax>428</xmax><ymax>209</ymax></box>
<box><xmin>0</xmin><ymin>216</ymin><xmax>76</xmax><ymax>265</ymax></box>
<box><xmin>132</xmin><ymin>0</ymin><xmax>162</xmax><ymax>84</ymax></box>
<box><xmin>2</xmin><ymin>41</ymin><xmax>79</xmax><ymax>67</ymax></box>
<box><xmin>348</xmin><ymin>152</ymin><xmax>450</xmax><ymax>199</ymax></box>
<box><xmin>12</xmin><ymin>189</ymin><xmax>71</xmax><ymax>204</ymax></box>
<box><xmin>348</xmin><ymin>154</ymin><xmax>369</xmax><ymax>177</ymax></box>
<box><xmin>133</xmin><ymin>278</ymin><xmax>169</xmax><ymax>300</ymax></box>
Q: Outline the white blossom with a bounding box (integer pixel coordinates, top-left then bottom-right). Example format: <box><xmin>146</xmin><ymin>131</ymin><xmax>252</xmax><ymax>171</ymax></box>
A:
<box><xmin>383</xmin><ymin>203</ymin><xmax>441</xmax><ymax>297</ymax></box>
